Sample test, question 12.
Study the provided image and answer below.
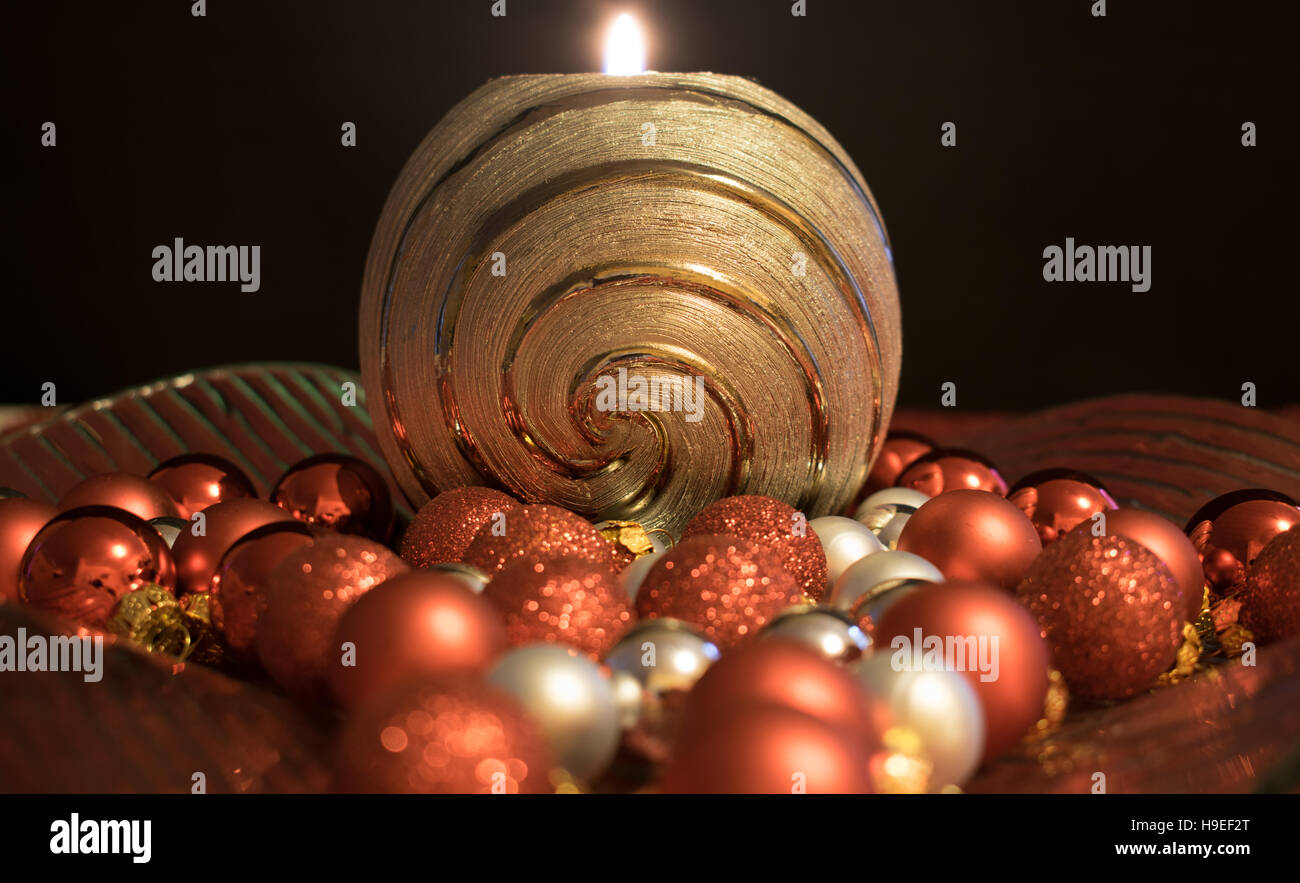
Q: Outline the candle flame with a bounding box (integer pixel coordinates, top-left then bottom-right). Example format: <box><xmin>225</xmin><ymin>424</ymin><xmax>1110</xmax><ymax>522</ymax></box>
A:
<box><xmin>603</xmin><ymin>13</ymin><xmax>646</xmax><ymax>75</ymax></box>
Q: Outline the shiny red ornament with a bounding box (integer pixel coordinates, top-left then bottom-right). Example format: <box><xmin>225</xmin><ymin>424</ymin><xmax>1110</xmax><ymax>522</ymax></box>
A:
<box><xmin>1007</xmin><ymin>468</ymin><xmax>1117</xmax><ymax>544</ymax></box>
<box><xmin>483</xmin><ymin>557</ymin><xmax>632</xmax><ymax>660</ymax></box>
<box><xmin>1185</xmin><ymin>489</ymin><xmax>1300</xmax><ymax>594</ymax></box>
<box><xmin>1240</xmin><ymin>525</ymin><xmax>1300</xmax><ymax>644</ymax></box>
<box><xmin>896</xmin><ymin>489</ymin><xmax>1041</xmax><ymax>591</ymax></box>
<box><xmin>1016</xmin><ymin>532</ymin><xmax>1182</xmax><ymax>700</ymax></box>
<box><xmin>635</xmin><ymin>535</ymin><xmax>801</xmax><ymax>650</ymax></box>
<box><xmin>330</xmin><ymin>571</ymin><xmax>508</xmax><ymax>708</ymax></box>
<box><xmin>271</xmin><ymin>453</ymin><xmax>395</xmax><ymax>542</ymax></box>
<box><xmin>861</xmin><ymin>430</ymin><xmax>935</xmax><ymax>499</ymax></box>
<box><xmin>255</xmin><ymin>533</ymin><xmax>407</xmax><ymax>696</ymax></box>
<box><xmin>895</xmin><ymin>448</ymin><xmax>1008</xmax><ymax>497</ymax></box>
<box><xmin>19</xmin><ymin>505</ymin><xmax>177</xmax><ymax>627</ymax></box>
<box><xmin>398</xmin><ymin>486</ymin><xmax>520</xmax><ymax>568</ymax></box>
<box><xmin>875</xmin><ymin>580</ymin><xmax>1049</xmax><ymax>761</ymax></box>
<box><xmin>0</xmin><ymin>497</ymin><xmax>58</xmax><ymax>601</ymax></box>
<box><xmin>333</xmin><ymin>676</ymin><xmax>555</xmax><ymax>794</ymax></box>
<box><xmin>461</xmin><ymin>503</ymin><xmax>616</xmax><ymax>577</ymax></box>
<box><xmin>58</xmin><ymin>472</ymin><xmax>182</xmax><ymax>522</ymax></box>
<box><xmin>147</xmin><ymin>453</ymin><xmax>257</xmax><ymax>518</ymax></box>
<box><xmin>209</xmin><ymin>520</ymin><xmax>316</xmax><ymax>656</ymax></box>
<box><xmin>171</xmin><ymin>498</ymin><xmax>295</xmax><ymax>595</ymax></box>
<box><xmin>1100</xmin><ymin>508</ymin><xmax>1205</xmax><ymax>622</ymax></box>
<box><xmin>682</xmin><ymin>494</ymin><xmax>828</xmax><ymax>600</ymax></box>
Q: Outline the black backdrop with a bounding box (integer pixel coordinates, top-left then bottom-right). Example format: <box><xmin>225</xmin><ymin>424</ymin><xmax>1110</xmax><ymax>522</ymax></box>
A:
<box><xmin>5</xmin><ymin>0</ymin><xmax>1295</xmax><ymax>409</ymax></box>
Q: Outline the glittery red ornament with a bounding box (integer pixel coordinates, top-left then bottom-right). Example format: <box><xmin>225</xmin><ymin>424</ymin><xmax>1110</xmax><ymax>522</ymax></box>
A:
<box><xmin>1185</xmin><ymin>489</ymin><xmax>1300</xmax><ymax>594</ymax></box>
<box><xmin>896</xmin><ymin>489</ymin><xmax>1041</xmax><ymax>591</ymax></box>
<box><xmin>171</xmin><ymin>498</ymin><xmax>295</xmax><ymax>595</ymax></box>
<box><xmin>209</xmin><ymin>520</ymin><xmax>316</xmax><ymax>656</ymax></box>
<box><xmin>19</xmin><ymin>505</ymin><xmax>176</xmax><ymax>627</ymax></box>
<box><xmin>875</xmin><ymin>580</ymin><xmax>1049</xmax><ymax>761</ymax></box>
<box><xmin>1007</xmin><ymin>468</ymin><xmax>1117</xmax><ymax>544</ymax></box>
<box><xmin>0</xmin><ymin>497</ymin><xmax>58</xmax><ymax>601</ymax></box>
<box><xmin>330</xmin><ymin>571</ymin><xmax>508</xmax><ymax>708</ymax></box>
<box><xmin>333</xmin><ymin>676</ymin><xmax>554</xmax><ymax>793</ymax></box>
<box><xmin>861</xmin><ymin>430</ymin><xmax>935</xmax><ymax>499</ymax></box>
<box><xmin>147</xmin><ymin>453</ymin><xmax>257</xmax><ymax>519</ymax></box>
<box><xmin>1100</xmin><ymin>508</ymin><xmax>1205</xmax><ymax>622</ymax></box>
<box><xmin>58</xmin><ymin>472</ymin><xmax>182</xmax><ymax>522</ymax></box>
<box><xmin>1240</xmin><ymin>525</ymin><xmax>1300</xmax><ymax>644</ymax></box>
<box><xmin>271</xmin><ymin>453</ymin><xmax>395</xmax><ymax>542</ymax></box>
<box><xmin>461</xmin><ymin>503</ymin><xmax>616</xmax><ymax>577</ymax></box>
<box><xmin>483</xmin><ymin>557</ymin><xmax>632</xmax><ymax>660</ymax></box>
<box><xmin>635</xmin><ymin>534</ymin><xmax>801</xmax><ymax>649</ymax></box>
<box><xmin>682</xmin><ymin>495</ymin><xmax>828</xmax><ymax>600</ymax></box>
<box><xmin>398</xmin><ymin>486</ymin><xmax>520</xmax><ymax>568</ymax></box>
<box><xmin>896</xmin><ymin>448</ymin><xmax>1008</xmax><ymax>497</ymax></box>
<box><xmin>1016</xmin><ymin>532</ymin><xmax>1182</xmax><ymax>700</ymax></box>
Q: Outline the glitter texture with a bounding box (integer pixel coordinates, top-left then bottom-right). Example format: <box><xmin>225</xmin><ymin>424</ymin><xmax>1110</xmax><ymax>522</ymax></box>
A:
<box><xmin>333</xmin><ymin>677</ymin><xmax>554</xmax><ymax>794</ymax></box>
<box><xmin>1015</xmin><ymin>532</ymin><xmax>1182</xmax><ymax>700</ymax></box>
<box><xmin>462</xmin><ymin>504</ymin><xmax>616</xmax><ymax>577</ymax></box>
<box><xmin>484</xmin><ymin>557</ymin><xmax>632</xmax><ymax>659</ymax></box>
<box><xmin>1240</xmin><ymin>525</ymin><xmax>1300</xmax><ymax>644</ymax></box>
<box><xmin>398</xmin><ymin>486</ymin><xmax>521</xmax><ymax>568</ymax></box>
<box><xmin>682</xmin><ymin>495</ymin><xmax>828</xmax><ymax>601</ymax></box>
<box><xmin>635</xmin><ymin>534</ymin><xmax>801</xmax><ymax>649</ymax></box>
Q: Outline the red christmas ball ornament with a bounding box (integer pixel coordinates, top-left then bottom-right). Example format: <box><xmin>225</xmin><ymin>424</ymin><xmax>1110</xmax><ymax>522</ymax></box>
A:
<box><xmin>58</xmin><ymin>472</ymin><xmax>182</xmax><ymax>522</ymax></box>
<box><xmin>895</xmin><ymin>448</ymin><xmax>1008</xmax><ymax>497</ymax></box>
<box><xmin>483</xmin><ymin>557</ymin><xmax>632</xmax><ymax>660</ymax></box>
<box><xmin>662</xmin><ymin>702</ymin><xmax>874</xmax><ymax>794</ymax></box>
<box><xmin>271</xmin><ymin>453</ymin><xmax>395</xmax><ymax>542</ymax></box>
<box><xmin>1007</xmin><ymin>468</ymin><xmax>1117</xmax><ymax>544</ymax></box>
<box><xmin>329</xmin><ymin>570</ymin><xmax>508</xmax><ymax>708</ymax></box>
<box><xmin>255</xmin><ymin>533</ymin><xmax>407</xmax><ymax>696</ymax></box>
<box><xmin>896</xmin><ymin>489</ymin><xmax>1041</xmax><ymax>591</ymax></box>
<box><xmin>209</xmin><ymin>520</ymin><xmax>316</xmax><ymax>656</ymax></box>
<box><xmin>333</xmin><ymin>676</ymin><xmax>554</xmax><ymax>793</ymax></box>
<box><xmin>1016</xmin><ymin>532</ymin><xmax>1182</xmax><ymax>700</ymax></box>
<box><xmin>0</xmin><ymin>497</ymin><xmax>58</xmax><ymax>601</ymax></box>
<box><xmin>171</xmin><ymin>498</ymin><xmax>295</xmax><ymax>595</ymax></box>
<box><xmin>1098</xmin><ymin>508</ymin><xmax>1205</xmax><ymax>622</ymax></box>
<box><xmin>19</xmin><ymin>505</ymin><xmax>177</xmax><ymax>627</ymax></box>
<box><xmin>636</xmin><ymin>535</ymin><xmax>802</xmax><ymax>650</ymax></box>
<box><xmin>147</xmin><ymin>453</ymin><xmax>257</xmax><ymax>519</ymax></box>
<box><xmin>398</xmin><ymin>486</ymin><xmax>520</xmax><ymax>568</ymax></box>
<box><xmin>861</xmin><ymin>430</ymin><xmax>935</xmax><ymax>499</ymax></box>
<box><xmin>682</xmin><ymin>494</ymin><xmax>828</xmax><ymax>601</ymax></box>
<box><xmin>1239</xmin><ymin>525</ymin><xmax>1300</xmax><ymax>644</ymax></box>
<box><xmin>875</xmin><ymin>580</ymin><xmax>1049</xmax><ymax>761</ymax></box>
<box><xmin>461</xmin><ymin>503</ymin><xmax>616</xmax><ymax>577</ymax></box>
<box><xmin>1185</xmin><ymin>489</ymin><xmax>1300</xmax><ymax>594</ymax></box>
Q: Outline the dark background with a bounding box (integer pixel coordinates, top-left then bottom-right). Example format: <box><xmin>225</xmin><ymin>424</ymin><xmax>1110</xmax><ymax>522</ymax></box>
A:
<box><xmin>5</xmin><ymin>0</ymin><xmax>1295</xmax><ymax>410</ymax></box>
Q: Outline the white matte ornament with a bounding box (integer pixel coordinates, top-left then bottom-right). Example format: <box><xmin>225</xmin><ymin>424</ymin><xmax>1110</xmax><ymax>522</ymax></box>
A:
<box><xmin>855</xmin><ymin>487</ymin><xmax>930</xmax><ymax>520</ymax></box>
<box><xmin>619</xmin><ymin>549</ymin><xmax>664</xmax><ymax>602</ymax></box>
<box><xmin>760</xmin><ymin>605</ymin><xmax>870</xmax><ymax>663</ymax></box>
<box><xmin>809</xmin><ymin>515</ymin><xmax>884</xmax><ymax>590</ymax></box>
<box><xmin>831</xmin><ymin>549</ymin><xmax>944</xmax><ymax>611</ymax></box>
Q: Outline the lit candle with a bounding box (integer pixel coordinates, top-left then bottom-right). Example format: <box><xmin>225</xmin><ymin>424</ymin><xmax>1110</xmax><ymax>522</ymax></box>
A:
<box><xmin>359</xmin><ymin>14</ymin><xmax>901</xmax><ymax>536</ymax></box>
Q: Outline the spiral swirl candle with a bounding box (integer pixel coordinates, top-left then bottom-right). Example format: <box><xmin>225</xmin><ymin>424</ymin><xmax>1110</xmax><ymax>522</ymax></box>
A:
<box><xmin>359</xmin><ymin>18</ymin><xmax>901</xmax><ymax>535</ymax></box>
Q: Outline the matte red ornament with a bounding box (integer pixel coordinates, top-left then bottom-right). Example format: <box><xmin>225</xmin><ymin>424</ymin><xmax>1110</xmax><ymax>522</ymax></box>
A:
<box><xmin>19</xmin><ymin>505</ymin><xmax>177</xmax><ymax>627</ymax></box>
<box><xmin>681</xmin><ymin>494</ymin><xmax>828</xmax><ymax>601</ymax></box>
<box><xmin>1240</xmin><ymin>525</ymin><xmax>1300</xmax><ymax>644</ymax></box>
<box><xmin>171</xmin><ymin>498</ymin><xmax>295</xmax><ymax>595</ymax></box>
<box><xmin>1099</xmin><ymin>507</ymin><xmax>1205</xmax><ymax>622</ymax></box>
<box><xmin>255</xmin><ymin>533</ymin><xmax>407</xmax><ymax>696</ymax></box>
<box><xmin>398</xmin><ymin>486</ymin><xmax>520</xmax><ymax>568</ymax></box>
<box><xmin>329</xmin><ymin>570</ymin><xmax>508</xmax><ymax>708</ymax></box>
<box><xmin>896</xmin><ymin>489</ymin><xmax>1041</xmax><ymax>591</ymax></box>
<box><xmin>1007</xmin><ymin>468</ymin><xmax>1117</xmax><ymax>544</ymax></box>
<box><xmin>861</xmin><ymin>430</ymin><xmax>935</xmax><ymax>499</ymax></box>
<box><xmin>483</xmin><ymin>557</ymin><xmax>632</xmax><ymax>660</ymax></box>
<box><xmin>0</xmin><ymin>497</ymin><xmax>58</xmax><ymax>601</ymax></box>
<box><xmin>209</xmin><ymin>520</ymin><xmax>316</xmax><ymax>656</ymax></box>
<box><xmin>875</xmin><ymin>580</ymin><xmax>1049</xmax><ymax>761</ymax></box>
<box><xmin>148</xmin><ymin>452</ymin><xmax>257</xmax><ymax>519</ymax></box>
<box><xmin>635</xmin><ymin>535</ymin><xmax>801</xmax><ymax>650</ymax></box>
<box><xmin>1016</xmin><ymin>532</ymin><xmax>1182</xmax><ymax>701</ymax></box>
<box><xmin>58</xmin><ymin>472</ymin><xmax>182</xmax><ymax>522</ymax></box>
<box><xmin>461</xmin><ymin>503</ymin><xmax>616</xmax><ymax>577</ymax></box>
<box><xmin>333</xmin><ymin>676</ymin><xmax>555</xmax><ymax>794</ymax></box>
<box><xmin>1185</xmin><ymin>489</ymin><xmax>1300</xmax><ymax>594</ymax></box>
<box><xmin>895</xmin><ymin>448</ymin><xmax>1008</xmax><ymax>497</ymax></box>
<box><xmin>271</xmin><ymin>453</ymin><xmax>395</xmax><ymax>542</ymax></box>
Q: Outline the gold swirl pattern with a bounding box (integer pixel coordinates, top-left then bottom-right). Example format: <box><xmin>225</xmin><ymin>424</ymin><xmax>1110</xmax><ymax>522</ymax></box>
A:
<box><xmin>359</xmin><ymin>73</ymin><xmax>901</xmax><ymax>535</ymax></box>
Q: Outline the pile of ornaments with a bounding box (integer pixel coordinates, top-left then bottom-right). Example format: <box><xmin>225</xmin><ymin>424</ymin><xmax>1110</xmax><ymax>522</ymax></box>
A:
<box><xmin>1</xmin><ymin>432</ymin><xmax>1298</xmax><ymax>795</ymax></box>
